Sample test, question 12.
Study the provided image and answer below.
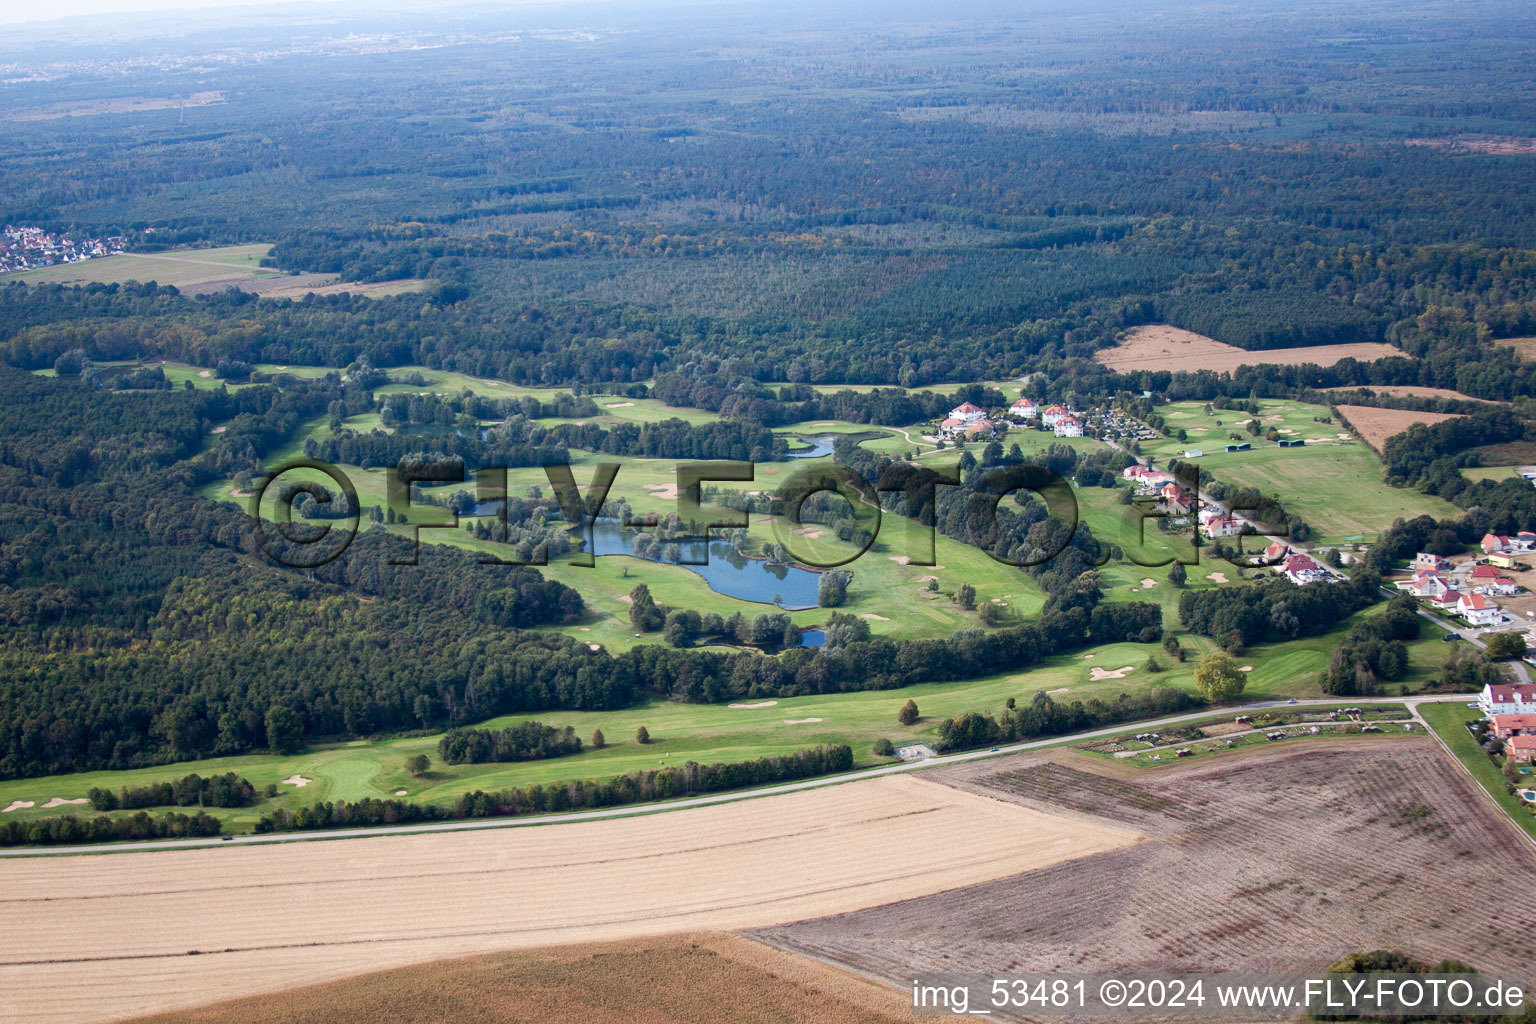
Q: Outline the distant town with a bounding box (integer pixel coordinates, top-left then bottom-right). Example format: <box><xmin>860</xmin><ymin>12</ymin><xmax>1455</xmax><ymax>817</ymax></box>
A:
<box><xmin>0</xmin><ymin>225</ymin><xmax>124</xmax><ymax>275</ymax></box>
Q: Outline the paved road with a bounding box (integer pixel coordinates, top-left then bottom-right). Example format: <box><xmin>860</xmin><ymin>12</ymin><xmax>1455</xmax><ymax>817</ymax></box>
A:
<box><xmin>1404</xmin><ymin>598</ymin><xmax>1532</xmax><ymax>683</ymax></box>
<box><xmin>1</xmin><ymin>693</ymin><xmax>1475</xmax><ymax>858</ymax></box>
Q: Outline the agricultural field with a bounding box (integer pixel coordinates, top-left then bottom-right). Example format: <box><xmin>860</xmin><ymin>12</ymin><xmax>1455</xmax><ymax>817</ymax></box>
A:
<box><xmin>0</xmin><ymin>775</ymin><xmax>1135</xmax><ymax>1024</ymax></box>
<box><xmin>1334</xmin><ymin>404</ymin><xmax>1463</xmax><ymax>452</ymax></box>
<box><xmin>754</xmin><ymin>739</ymin><xmax>1536</xmax><ymax>996</ymax></box>
<box><xmin>11</xmin><ymin>244</ymin><xmax>427</xmax><ymax>298</ymax></box>
<box><xmin>124</xmin><ymin>932</ymin><xmax>910</xmax><ymax>1024</ymax></box>
<box><xmin>1094</xmin><ymin>324</ymin><xmax>1404</xmax><ymax>374</ymax></box>
<box><xmin>1323</xmin><ymin>385</ymin><xmax>1497</xmax><ymax>403</ymax></box>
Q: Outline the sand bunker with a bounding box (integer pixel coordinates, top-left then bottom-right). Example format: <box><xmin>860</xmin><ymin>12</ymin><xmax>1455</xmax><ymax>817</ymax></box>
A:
<box><xmin>209</xmin><ymin>425</ymin><xmax>227</xmax><ymax>434</ymax></box>
<box><xmin>604</xmin><ymin>402</ymin><xmax>635</xmax><ymax>408</ymax></box>
<box><xmin>1089</xmin><ymin>666</ymin><xmax>1136</xmax><ymax>681</ymax></box>
<box><xmin>860</xmin><ymin>613</ymin><xmax>890</xmax><ymax>621</ymax></box>
<box><xmin>587</xmin><ymin>643</ymin><xmax>601</xmax><ymax>651</ymax></box>
<box><xmin>280</xmin><ymin>775</ymin><xmax>311</xmax><ymax>788</ymax></box>
<box><xmin>394</xmin><ymin>790</ymin><xmax>408</xmax><ymax>796</ymax></box>
<box><xmin>197</xmin><ymin>370</ymin><xmax>212</xmax><ymax>378</ymax></box>
<box><xmin>784</xmin><ymin>718</ymin><xmax>824</xmax><ymax>725</ymax></box>
<box><xmin>793</xmin><ymin>527</ymin><xmax>825</xmax><ymax>540</ymax></box>
<box><xmin>1209</xmin><ymin>572</ymin><xmax>1229</xmax><ymax>583</ymax></box>
<box><xmin>41</xmin><ymin>797</ymin><xmax>88</xmax><ymax>809</ymax></box>
<box><xmin>889</xmin><ymin>555</ymin><xmax>911</xmax><ymax>565</ymax></box>
<box><xmin>643</xmin><ymin>482</ymin><xmax>681</xmax><ymax>500</ymax></box>
<box><xmin>1083</xmin><ymin>653</ymin><xmax>1096</xmax><ymax>659</ymax></box>
<box><xmin>2</xmin><ymin>800</ymin><xmax>34</xmax><ymax>813</ymax></box>
<box><xmin>1240</xmin><ymin>665</ymin><xmax>1254</xmax><ymax>672</ymax></box>
<box><xmin>916</xmin><ymin>575</ymin><xmax>938</xmax><ymax>583</ymax></box>
<box><xmin>1140</xmin><ymin>578</ymin><xmax>1157</xmax><ymax>587</ymax></box>
<box><xmin>729</xmin><ymin>701</ymin><xmax>779</xmax><ymax>709</ymax></box>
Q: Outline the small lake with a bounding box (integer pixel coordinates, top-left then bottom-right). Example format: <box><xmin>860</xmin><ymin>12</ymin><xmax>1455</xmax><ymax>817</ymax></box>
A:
<box><xmin>470</xmin><ymin>507</ymin><xmax>824</xmax><ymax>610</ymax></box>
<box><xmin>589</xmin><ymin>519</ymin><xmax>822</xmax><ymax>610</ymax></box>
<box><xmin>785</xmin><ymin>434</ymin><xmax>836</xmax><ymax>459</ymax></box>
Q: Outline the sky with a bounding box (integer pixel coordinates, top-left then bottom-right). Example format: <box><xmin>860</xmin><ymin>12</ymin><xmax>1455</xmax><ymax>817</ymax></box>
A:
<box><xmin>0</xmin><ymin>0</ymin><xmax>344</xmax><ymax>27</ymax></box>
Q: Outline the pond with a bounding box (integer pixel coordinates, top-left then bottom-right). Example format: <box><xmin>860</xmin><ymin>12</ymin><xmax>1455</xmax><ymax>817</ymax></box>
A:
<box><xmin>471</xmin><ymin>507</ymin><xmax>824</xmax><ymax>610</ymax></box>
<box><xmin>785</xmin><ymin>434</ymin><xmax>837</xmax><ymax>459</ymax></box>
<box><xmin>589</xmin><ymin>518</ymin><xmax>822</xmax><ymax>610</ymax></box>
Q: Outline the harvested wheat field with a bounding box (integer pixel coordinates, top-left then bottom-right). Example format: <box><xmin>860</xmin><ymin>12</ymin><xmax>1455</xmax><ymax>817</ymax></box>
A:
<box><xmin>121</xmin><ymin>932</ymin><xmax>908</xmax><ymax>1024</ymax></box>
<box><xmin>1335</xmin><ymin>404</ymin><xmax>1461</xmax><ymax>451</ymax></box>
<box><xmin>753</xmin><ymin>739</ymin><xmax>1536</xmax><ymax>1022</ymax></box>
<box><xmin>1499</xmin><ymin>337</ymin><xmax>1536</xmax><ymax>361</ymax></box>
<box><xmin>1094</xmin><ymin>325</ymin><xmax>1402</xmax><ymax>374</ymax></box>
<box><xmin>0</xmin><ymin>775</ymin><xmax>1136</xmax><ymax>1024</ymax></box>
<box><xmin>1323</xmin><ymin>385</ymin><xmax>1496</xmax><ymax>403</ymax></box>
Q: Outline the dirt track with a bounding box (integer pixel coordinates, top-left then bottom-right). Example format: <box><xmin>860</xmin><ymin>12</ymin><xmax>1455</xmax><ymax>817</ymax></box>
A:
<box><xmin>0</xmin><ymin>775</ymin><xmax>1135</xmax><ymax>1024</ymax></box>
<box><xmin>754</xmin><ymin>739</ymin><xmax>1536</xmax><ymax>1020</ymax></box>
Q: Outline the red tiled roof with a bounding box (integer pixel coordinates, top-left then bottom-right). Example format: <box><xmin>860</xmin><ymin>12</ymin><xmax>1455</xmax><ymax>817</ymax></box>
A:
<box><xmin>1488</xmin><ymin>683</ymin><xmax>1536</xmax><ymax>703</ymax></box>
<box><xmin>1490</xmin><ymin>714</ymin><xmax>1536</xmax><ymax>731</ymax></box>
<box><xmin>1510</xmin><ymin>735</ymin><xmax>1536</xmax><ymax>751</ymax></box>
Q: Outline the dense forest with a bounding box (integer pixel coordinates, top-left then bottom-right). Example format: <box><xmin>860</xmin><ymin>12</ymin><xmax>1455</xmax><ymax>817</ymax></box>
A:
<box><xmin>3</xmin><ymin>0</ymin><xmax>1536</xmax><ymax>790</ymax></box>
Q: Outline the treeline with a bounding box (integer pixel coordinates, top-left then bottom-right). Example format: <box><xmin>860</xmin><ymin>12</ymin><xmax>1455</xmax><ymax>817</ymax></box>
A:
<box><xmin>0</xmin><ymin>810</ymin><xmax>223</xmax><ymax>848</ymax></box>
<box><xmin>1179</xmin><ymin>571</ymin><xmax>1382</xmax><ymax>647</ymax></box>
<box><xmin>936</xmin><ymin>687</ymin><xmax>1201</xmax><ymax>752</ymax></box>
<box><xmin>437</xmin><ymin>721</ymin><xmax>583</xmax><ymax>764</ymax></box>
<box><xmin>88</xmin><ymin>772</ymin><xmax>256</xmax><ymax>811</ymax></box>
<box><xmin>254</xmin><ymin>744</ymin><xmax>855</xmax><ymax>833</ymax></box>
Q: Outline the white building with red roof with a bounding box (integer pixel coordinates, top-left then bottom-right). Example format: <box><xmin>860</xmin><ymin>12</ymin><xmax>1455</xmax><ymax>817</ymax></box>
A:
<box><xmin>1480</xmin><ymin>682</ymin><xmax>1536</xmax><ymax>716</ymax></box>
<box><xmin>1040</xmin><ymin>404</ymin><xmax>1071</xmax><ymax>428</ymax></box>
<box><xmin>1053</xmin><ymin>415</ymin><xmax>1084</xmax><ymax>438</ymax></box>
<box><xmin>1007</xmin><ymin>397</ymin><xmax>1038</xmax><ymax>421</ymax></box>
<box><xmin>948</xmin><ymin>402</ymin><xmax>987</xmax><ymax>424</ymax></box>
<box><xmin>1456</xmin><ymin>592</ymin><xmax>1501</xmax><ymax>627</ymax></box>
<box><xmin>1282</xmin><ymin>553</ymin><xmax>1328</xmax><ymax>585</ymax></box>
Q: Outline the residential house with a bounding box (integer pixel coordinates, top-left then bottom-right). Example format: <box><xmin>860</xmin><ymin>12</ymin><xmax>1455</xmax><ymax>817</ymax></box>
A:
<box><xmin>947</xmin><ymin>402</ymin><xmax>987</xmax><ymax>425</ymax></box>
<box><xmin>1396</xmin><ymin>571</ymin><xmax>1452</xmax><ymax>600</ymax></box>
<box><xmin>1481</xmin><ymin>533</ymin><xmax>1515</xmax><ymax>555</ymax></box>
<box><xmin>1282</xmin><ymin>553</ymin><xmax>1328</xmax><ymax>586</ymax></box>
<box><xmin>1205</xmin><ymin>514</ymin><xmax>1244</xmax><ymax>539</ymax></box>
<box><xmin>963</xmin><ymin>417</ymin><xmax>998</xmax><ymax>440</ymax></box>
<box><xmin>1156</xmin><ymin>482</ymin><xmax>1193</xmax><ymax>516</ymax></box>
<box><xmin>1480</xmin><ymin>682</ymin><xmax>1536</xmax><ymax>716</ymax></box>
<box><xmin>1053</xmin><ymin>415</ymin><xmax>1084</xmax><ymax>438</ymax></box>
<box><xmin>1123</xmin><ymin>465</ymin><xmax>1175</xmax><ymax>490</ymax></box>
<box><xmin>1412</xmin><ymin>552</ymin><xmax>1452</xmax><ymax>572</ymax></box>
<box><xmin>1488</xmin><ymin>713</ymin><xmax>1536</xmax><ymax>740</ymax></box>
<box><xmin>1040</xmin><ymin>404</ymin><xmax>1071</xmax><ymax>428</ymax></box>
<box><xmin>1483</xmin><ymin>576</ymin><xmax>1521</xmax><ymax>597</ymax></box>
<box><xmin>1456</xmin><ymin>592</ymin><xmax>1501</xmax><ymax>627</ymax></box>
<box><xmin>1490</xmin><ymin>552</ymin><xmax>1520</xmax><ymax>570</ymax></box>
<box><xmin>1007</xmin><ymin>397</ymin><xmax>1038</xmax><ymax>421</ymax></box>
<box><xmin>1508</xmin><ymin>734</ymin><xmax>1536</xmax><ymax>764</ymax></box>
